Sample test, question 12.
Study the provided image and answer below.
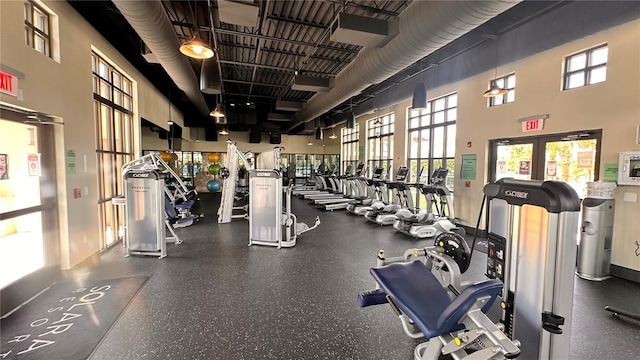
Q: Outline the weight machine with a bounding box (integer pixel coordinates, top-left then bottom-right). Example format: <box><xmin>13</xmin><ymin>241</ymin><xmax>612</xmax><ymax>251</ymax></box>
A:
<box><xmin>484</xmin><ymin>178</ymin><xmax>581</xmax><ymax>360</ymax></box>
<box><xmin>218</xmin><ymin>142</ymin><xmax>254</xmax><ymax>223</ymax></box>
<box><xmin>248</xmin><ymin>147</ymin><xmax>320</xmax><ymax>248</ymax></box>
<box><xmin>357</xmin><ymin>232</ymin><xmax>521</xmax><ymax>359</ymax></box>
<box><xmin>116</xmin><ymin>152</ymin><xmax>200</xmax><ymax>258</ymax></box>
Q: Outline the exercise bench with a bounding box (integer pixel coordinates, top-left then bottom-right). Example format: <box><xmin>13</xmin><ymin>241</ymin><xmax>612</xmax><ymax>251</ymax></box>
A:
<box><xmin>369</xmin><ymin>260</ymin><xmax>521</xmax><ymax>359</ymax></box>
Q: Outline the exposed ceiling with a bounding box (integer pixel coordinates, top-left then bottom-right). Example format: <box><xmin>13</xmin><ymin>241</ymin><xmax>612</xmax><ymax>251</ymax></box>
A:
<box><xmin>68</xmin><ymin>0</ymin><xmax>622</xmax><ymax>138</ymax></box>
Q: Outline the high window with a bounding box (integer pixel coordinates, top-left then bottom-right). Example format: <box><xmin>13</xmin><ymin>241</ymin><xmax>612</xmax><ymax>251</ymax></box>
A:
<box><xmin>367</xmin><ymin>113</ymin><xmax>394</xmax><ymax>177</ymax></box>
<box><xmin>341</xmin><ymin>125</ymin><xmax>359</xmax><ymax>174</ymax></box>
<box><xmin>489</xmin><ymin>73</ymin><xmax>516</xmax><ymax>107</ymax></box>
<box><xmin>407</xmin><ymin>93</ymin><xmax>457</xmax><ymax>190</ymax></box>
<box><xmin>563</xmin><ymin>44</ymin><xmax>608</xmax><ymax>90</ymax></box>
<box><xmin>24</xmin><ymin>0</ymin><xmax>51</xmax><ymax>57</ymax></box>
<box><xmin>92</xmin><ymin>52</ymin><xmax>135</xmax><ymax>248</ymax></box>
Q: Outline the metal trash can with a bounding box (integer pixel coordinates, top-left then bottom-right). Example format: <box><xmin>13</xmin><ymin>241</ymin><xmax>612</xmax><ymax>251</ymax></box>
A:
<box><xmin>576</xmin><ymin>182</ymin><xmax>616</xmax><ymax>281</ymax></box>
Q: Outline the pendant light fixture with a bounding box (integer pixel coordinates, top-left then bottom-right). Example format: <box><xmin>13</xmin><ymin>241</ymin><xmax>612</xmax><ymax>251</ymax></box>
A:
<box><xmin>373</xmin><ymin>108</ymin><xmax>382</xmax><ymax>125</ymax></box>
<box><xmin>328</xmin><ymin>128</ymin><xmax>338</xmax><ymax>139</ymax></box>
<box><xmin>307</xmin><ymin>140</ymin><xmax>313</xmax><ymax>146</ymax></box>
<box><xmin>167</xmin><ymin>89</ymin><xmax>174</xmax><ymax>125</ymax></box>
<box><xmin>199</xmin><ymin>4</ymin><xmax>222</xmax><ymax>93</ymax></box>
<box><xmin>346</xmin><ymin>97</ymin><xmax>355</xmax><ymax>129</ymax></box>
<box><xmin>180</xmin><ymin>37</ymin><xmax>214</xmax><ymax>59</ymax></box>
<box><xmin>200</xmin><ymin>55</ymin><xmax>222</xmax><ymax>94</ymax></box>
<box><xmin>483</xmin><ymin>35</ymin><xmax>508</xmax><ymax>98</ymax></box>
<box><xmin>210</xmin><ymin>94</ymin><xmax>226</xmax><ymax>121</ymax></box>
<box><xmin>180</xmin><ymin>2</ymin><xmax>214</xmax><ymax>59</ymax></box>
<box><xmin>411</xmin><ymin>60</ymin><xmax>427</xmax><ymax>110</ymax></box>
<box><xmin>315</xmin><ymin>119</ymin><xmax>323</xmax><ymax>140</ymax></box>
<box><xmin>218</xmin><ymin>127</ymin><xmax>229</xmax><ymax>136</ymax></box>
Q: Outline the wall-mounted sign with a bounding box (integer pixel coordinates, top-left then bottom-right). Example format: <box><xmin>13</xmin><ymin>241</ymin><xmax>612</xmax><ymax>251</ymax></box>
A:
<box><xmin>497</xmin><ymin>160</ymin><xmax>507</xmax><ymax>174</ymax></box>
<box><xmin>521</xmin><ymin>118</ymin><xmax>544</xmax><ymax>132</ymax></box>
<box><xmin>519</xmin><ymin>114</ymin><xmax>549</xmax><ymax>133</ymax></box>
<box><xmin>0</xmin><ymin>70</ymin><xmax>18</xmax><ymax>97</ymax></box>
<box><xmin>65</xmin><ymin>149</ymin><xmax>77</xmax><ymax>175</ymax></box>
<box><xmin>576</xmin><ymin>150</ymin><xmax>594</xmax><ymax>169</ymax></box>
<box><xmin>546</xmin><ymin>161</ymin><xmax>557</xmax><ymax>177</ymax></box>
<box><xmin>460</xmin><ymin>154</ymin><xmax>477</xmax><ymax>180</ymax></box>
<box><xmin>27</xmin><ymin>153</ymin><xmax>40</xmax><ymax>177</ymax></box>
<box><xmin>519</xmin><ymin>160</ymin><xmax>531</xmax><ymax>175</ymax></box>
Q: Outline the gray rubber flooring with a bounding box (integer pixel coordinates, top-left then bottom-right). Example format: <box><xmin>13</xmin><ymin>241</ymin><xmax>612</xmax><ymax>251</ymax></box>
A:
<box><xmin>68</xmin><ymin>193</ymin><xmax>640</xmax><ymax>360</ymax></box>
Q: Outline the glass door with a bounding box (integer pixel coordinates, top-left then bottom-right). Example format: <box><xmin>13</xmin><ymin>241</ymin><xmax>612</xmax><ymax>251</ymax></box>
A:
<box><xmin>490</xmin><ymin>131</ymin><xmax>602</xmax><ymax>196</ymax></box>
<box><xmin>491</xmin><ymin>139</ymin><xmax>535</xmax><ymax>181</ymax></box>
<box><xmin>541</xmin><ymin>136</ymin><xmax>599</xmax><ymax>198</ymax></box>
<box><xmin>0</xmin><ymin>112</ymin><xmax>59</xmax><ymax>316</ymax></box>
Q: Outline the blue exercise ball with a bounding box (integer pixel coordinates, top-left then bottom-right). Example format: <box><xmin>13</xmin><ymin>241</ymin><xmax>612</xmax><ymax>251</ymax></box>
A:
<box><xmin>206</xmin><ymin>179</ymin><xmax>221</xmax><ymax>192</ymax></box>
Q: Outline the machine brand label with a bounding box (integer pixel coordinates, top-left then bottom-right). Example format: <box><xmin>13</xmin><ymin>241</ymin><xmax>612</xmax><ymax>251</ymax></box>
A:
<box><xmin>256</xmin><ymin>172</ymin><xmax>272</xmax><ymax>177</ymax></box>
<box><xmin>130</xmin><ymin>173</ymin><xmax>150</xmax><ymax>178</ymax></box>
<box><xmin>504</xmin><ymin>190</ymin><xmax>529</xmax><ymax>199</ymax></box>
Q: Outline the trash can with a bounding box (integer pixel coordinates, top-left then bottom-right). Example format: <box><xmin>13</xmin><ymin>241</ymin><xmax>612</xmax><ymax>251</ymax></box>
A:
<box><xmin>576</xmin><ymin>182</ymin><xmax>616</xmax><ymax>281</ymax></box>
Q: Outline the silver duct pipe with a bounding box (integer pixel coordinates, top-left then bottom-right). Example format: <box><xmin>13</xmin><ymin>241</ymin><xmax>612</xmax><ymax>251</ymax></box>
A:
<box><xmin>289</xmin><ymin>0</ymin><xmax>521</xmax><ymax>130</ymax></box>
<box><xmin>112</xmin><ymin>0</ymin><xmax>210</xmax><ymax>116</ymax></box>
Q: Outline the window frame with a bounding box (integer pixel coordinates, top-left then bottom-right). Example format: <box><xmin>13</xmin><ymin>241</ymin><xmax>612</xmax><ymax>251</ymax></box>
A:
<box><xmin>366</xmin><ymin>112</ymin><xmax>394</xmax><ymax>178</ymax></box>
<box><xmin>92</xmin><ymin>52</ymin><xmax>135</xmax><ymax>249</ymax></box>
<box><xmin>407</xmin><ymin>93</ymin><xmax>458</xmax><ymax>197</ymax></box>
<box><xmin>489</xmin><ymin>73</ymin><xmax>516</xmax><ymax>107</ymax></box>
<box><xmin>563</xmin><ymin>44</ymin><xmax>608</xmax><ymax>90</ymax></box>
<box><xmin>24</xmin><ymin>0</ymin><xmax>51</xmax><ymax>57</ymax></box>
<box><xmin>340</xmin><ymin>124</ymin><xmax>359</xmax><ymax>174</ymax></box>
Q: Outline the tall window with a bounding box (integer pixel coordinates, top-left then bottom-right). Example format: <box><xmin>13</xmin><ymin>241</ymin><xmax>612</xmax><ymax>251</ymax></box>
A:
<box><xmin>489</xmin><ymin>73</ymin><xmax>516</xmax><ymax>107</ymax></box>
<box><xmin>24</xmin><ymin>0</ymin><xmax>51</xmax><ymax>57</ymax></box>
<box><xmin>341</xmin><ymin>125</ymin><xmax>359</xmax><ymax>174</ymax></box>
<box><xmin>563</xmin><ymin>44</ymin><xmax>608</xmax><ymax>90</ymax></box>
<box><xmin>367</xmin><ymin>113</ymin><xmax>394</xmax><ymax>177</ymax></box>
<box><xmin>407</xmin><ymin>93</ymin><xmax>457</xmax><ymax>191</ymax></box>
<box><xmin>92</xmin><ymin>52</ymin><xmax>134</xmax><ymax>248</ymax></box>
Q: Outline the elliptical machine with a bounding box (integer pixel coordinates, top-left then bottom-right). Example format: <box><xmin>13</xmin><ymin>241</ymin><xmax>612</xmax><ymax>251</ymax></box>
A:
<box><xmin>346</xmin><ymin>166</ymin><xmax>387</xmax><ymax>215</ymax></box>
<box><xmin>393</xmin><ymin>168</ymin><xmax>465</xmax><ymax>238</ymax></box>
<box><xmin>364</xmin><ymin>166</ymin><xmax>411</xmax><ymax>226</ymax></box>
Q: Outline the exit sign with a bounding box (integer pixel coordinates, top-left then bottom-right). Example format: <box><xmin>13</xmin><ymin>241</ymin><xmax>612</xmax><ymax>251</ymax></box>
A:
<box><xmin>0</xmin><ymin>70</ymin><xmax>18</xmax><ymax>97</ymax></box>
<box><xmin>521</xmin><ymin>118</ymin><xmax>544</xmax><ymax>132</ymax></box>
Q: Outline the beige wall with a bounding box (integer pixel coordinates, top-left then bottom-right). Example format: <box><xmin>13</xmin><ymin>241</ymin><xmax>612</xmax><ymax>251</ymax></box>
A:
<box><xmin>347</xmin><ymin>18</ymin><xmax>640</xmax><ymax>273</ymax></box>
<box><xmin>0</xmin><ymin>0</ymin><xmax>183</xmax><ymax>268</ymax></box>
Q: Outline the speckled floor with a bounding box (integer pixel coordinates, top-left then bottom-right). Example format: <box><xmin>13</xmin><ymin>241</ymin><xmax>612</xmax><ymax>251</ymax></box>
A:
<box><xmin>65</xmin><ymin>193</ymin><xmax>640</xmax><ymax>360</ymax></box>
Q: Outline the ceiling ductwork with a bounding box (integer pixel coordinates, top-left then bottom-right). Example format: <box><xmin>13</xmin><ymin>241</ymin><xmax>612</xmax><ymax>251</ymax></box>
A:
<box><xmin>275</xmin><ymin>100</ymin><xmax>305</xmax><ymax>112</ymax></box>
<box><xmin>217</xmin><ymin>0</ymin><xmax>259</xmax><ymax>27</ymax></box>
<box><xmin>330</xmin><ymin>12</ymin><xmax>399</xmax><ymax>48</ymax></box>
<box><xmin>112</xmin><ymin>0</ymin><xmax>210</xmax><ymax>116</ymax></box>
<box><xmin>289</xmin><ymin>0</ymin><xmax>522</xmax><ymax>131</ymax></box>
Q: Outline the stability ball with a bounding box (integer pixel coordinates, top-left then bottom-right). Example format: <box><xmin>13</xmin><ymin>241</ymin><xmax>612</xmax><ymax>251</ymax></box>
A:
<box><xmin>159</xmin><ymin>152</ymin><xmax>172</xmax><ymax>162</ymax></box>
<box><xmin>208</xmin><ymin>153</ymin><xmax>220</xmax><ymax>163</ymax></box>
<box><xmin>208</xmin><ymin>163</ymin><xmax>221</xmax><ymax>175</ymax></box>
<box><xmin>206</xmin><ymin>179</ymin><xmax>221</xmax><ymax>192</ymax></box>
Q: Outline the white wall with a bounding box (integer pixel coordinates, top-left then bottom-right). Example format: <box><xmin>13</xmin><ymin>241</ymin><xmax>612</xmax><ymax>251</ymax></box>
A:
<box><xmin>0</xmin><ymin>0</ymin><xmax>182</xmax><ymax>268</ymax></box>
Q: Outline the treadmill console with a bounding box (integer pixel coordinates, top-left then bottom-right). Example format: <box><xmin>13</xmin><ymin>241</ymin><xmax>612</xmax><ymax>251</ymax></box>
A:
<box><xmin>395</xmin><ymin>167</ymin><xmax>409</xmax><ymax>182</ymax></box>
<box><xmin>430</xmin><ymin>168</ymin><xmax>449</xmax><ymax>185</ymax></box>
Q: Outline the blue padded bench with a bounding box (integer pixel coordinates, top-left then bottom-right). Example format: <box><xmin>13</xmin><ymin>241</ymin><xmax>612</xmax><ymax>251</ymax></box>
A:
<box><xmin>370</xmin><ymin>260</ymin><xmax>503</xmax><ymax>339</ymax></box>
<box><xmin>175</xmin><ymin>199</ymin><xmax>195</xmax><ymax>212</ymax></box>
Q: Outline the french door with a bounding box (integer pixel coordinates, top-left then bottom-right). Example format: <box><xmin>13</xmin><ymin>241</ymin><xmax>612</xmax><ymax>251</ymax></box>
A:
<box><xmin>489</xmin><ymin>130</ymin><xmax>602</xmax><ymax>198</ymax></box>
<box><xmin>0</xmin><ymin>108</ymin><xmax>60</xmax><ymax>316</ymax></box>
